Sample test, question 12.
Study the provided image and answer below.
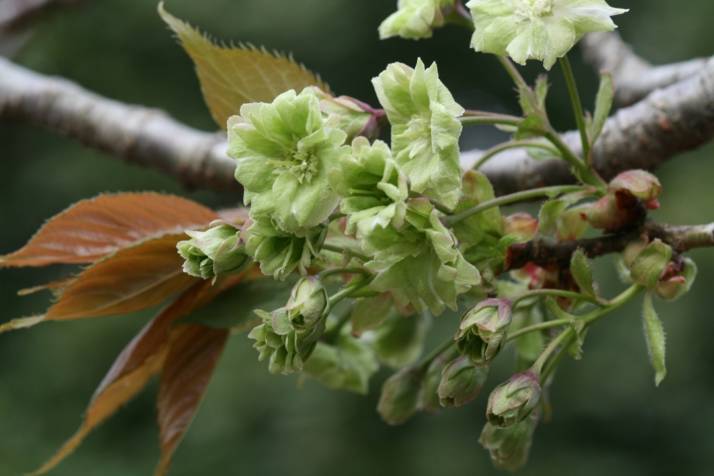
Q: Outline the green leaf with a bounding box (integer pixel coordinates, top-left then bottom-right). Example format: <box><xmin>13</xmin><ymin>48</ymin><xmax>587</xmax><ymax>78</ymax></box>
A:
<box><xmin>538</xmin><ymin>199</ymin><xmax>569</xmax><ymax>236</ymax></box>
<box><xmin>534</xmin><ymin>75</ymin><xmax>549</xmax><ymax>110</ymax></box>
<box><xmin>158</xmin><ymin>3</ymin><xmax>330</xmax><ymax>129</ymax></box>
<box><xmin>642</xmin><ymin>293</ymin><xmax>667</xmax><ymax>386</ymax></box>
<box><xmin>589</xmin><ymin>73</ymin><xmax>613</xmax><ymax>143</ymax></box>
<box><xmin>183</xmin><ymin>277</ymin><xmax>294</xmax><ymax>330</ymax></box>
<box><xmin>570</xmin><ymin>248</ymin><xmax>596</xmax><ymax>298</ymax></box>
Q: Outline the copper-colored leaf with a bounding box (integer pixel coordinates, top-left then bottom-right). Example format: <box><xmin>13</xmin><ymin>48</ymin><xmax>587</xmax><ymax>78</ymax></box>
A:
<box><xmin>1</xmin><ymin>192</ymin><xmax>218</xmax><ymax>268</ymax></box>
<box><xmin>44</xmin><ymin>235</ymin><xmax>196</xmax><ymax>321</ymax></box>
<box><xmin>155</xmin><ymin>324</ymin><xmax>229</xmax><ymax>476</ymax></box>
<box><xmin>159</xmin><ymin>3</ymin><xmax>331</xmax><ymax>129</ymax></box>
<box><xmin>30</xmin><ymin>276</ymin><xmax>242</xmax><ymax>475</ymax></box>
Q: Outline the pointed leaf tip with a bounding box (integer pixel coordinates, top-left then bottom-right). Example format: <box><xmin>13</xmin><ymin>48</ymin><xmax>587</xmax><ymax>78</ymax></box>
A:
<box><xmin>158</xmin><ymin>3</ymin><xmax>330</xmax><ymax>129</ymax></box>
<box><xmin>0</xmin><ymin>315</ymin><xmax>44</xmax><ymax>334</ymax></box>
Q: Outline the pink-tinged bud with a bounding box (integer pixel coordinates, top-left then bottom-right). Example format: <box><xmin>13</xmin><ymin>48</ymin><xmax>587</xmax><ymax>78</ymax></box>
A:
<box><xmin>456</xmin><ymin>299</ymin><xmax>512</xmax><ymax>364</ymax></box>
<box><xmin>609</xmin><ymin>170</ymin><xmax>662</xmax><ymax>202</ymax></box>
<box><xmin>486</xmin><ymin>371</ymin><xmax>541</xmax><ymax>428</ymax></box>
<box><xmin>655</xmin><ymin>257</ymin><xmax>697</xmax><ymax>301</ymax></box>
<box><xmin>503</xmin><ymin>213</ymin><xmax>538</xmax><ymax>242</ymax></box>
<box><xmin>581</xmin><ymin>191</ymin><xmax>644</xmax><ymax>232</ymax></box>
<box><xmin>437</xmin><ymin>355</ymin><xmax>489</xmax><ymax>408</ymax></box>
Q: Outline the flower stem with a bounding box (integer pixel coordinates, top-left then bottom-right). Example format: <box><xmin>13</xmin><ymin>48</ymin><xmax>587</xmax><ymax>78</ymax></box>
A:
<box><xmin>460</xmin><ymin>112</ymin><xmax>522</xmax><ymax>127</ymax></box>
<box><xmin>417</xmin><ymin>337</ymin><xmax>455</xmax><ymax>371</ymax></box>
<box><xmin>505</xmin><ymin>318</ymin><xmax>573</xmax><ymax>344</ymax></box>
<box><xmin>321</xmin><ymin>243</ymin><xmax>370</xmax><ymax>262</ymax></box>
<box><xmin>443</xmin><ymin>184</ymin><xmax>584</xmax><ymax>226</ymax></box>
<box><xmin>543</xmin><ymin>130</ymin><xmax>604</xmax><ymax>189</ymax></box>
<box><xmin>512</xmin><ymin>289</ymin><xmax>602</xmax><ymax>307</ymax></box>
<box><xmin>318</xmin><ymin>267</ymin><xmax>371</xmax><ymax>280</ymax></box>
<box><xmin>327</xmin><ymin>276</ymin><xmax>373</xmax><ymax>307</ymax></box>
<box><xmin>559</xmin><ymin>55</ymin><xmax>590</xmax><ymax>163</ymax></box>
<box><xmin>472</xmin><ymin>139</ymin><xmax>559</xmax><ymax>170</ymax></box>
<box><xmin>497</xmin><ymin>56</ymin><xmax>529</xmax><ymax>92</ymax></box>
<box><xmin>535</xmin><ymin>284</ymin><xmax>643</xmax><ymax>379</ymax></box>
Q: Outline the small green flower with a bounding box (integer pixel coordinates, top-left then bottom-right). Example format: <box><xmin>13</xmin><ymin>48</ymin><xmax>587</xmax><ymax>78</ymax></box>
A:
<box><xmin>467</xmin><ymin>0</ymin><xmax>628</xmax><ymax>70</ymax></box>
<box><xmin>330</xmin><ymin>137</ymin><xmax>408</xmax><ymax>238</ymax></box>
<box><xmin>379</xmin><ymin>0</ymin><xmax>455</xmax><ymax>40</ymax></box>
<box><xmin>243</xmin><ymin>217</ymin><xmax>326</xmax><ymax>280</ymax></box>
<box><xmin>248</xmin><ymin>307</ymin><xmax>324</xmax><ymax>375</ymax></box>
<box><xmin>228</xmin><ymin>88</ymin><xmax>349</xmax><ymax>234</ymax></box>
<box><xmin>177</xmin><ymin>223</ymin><xmax>249</xmax><ymax>279</ymax></box>
<box><xmin>366</xmin><ymin>199</ymin><xmax>481</xmax><ymax>315</ymax></box>
<box><xmin>372</xmin><ymin>59</ymin><xmax>464</xmax><ymax>210</ymax></box>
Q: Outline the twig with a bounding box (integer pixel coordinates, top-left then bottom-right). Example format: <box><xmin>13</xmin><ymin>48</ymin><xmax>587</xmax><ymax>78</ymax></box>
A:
<box><xmin>504</xmin><ymin>222</ymin><xmax>714</xmax><ymax>271</ymax></box>
<box><xmin>581</xmin><ymin>31</ymin><xmax>711</xmax><ymax>106</ymax></box>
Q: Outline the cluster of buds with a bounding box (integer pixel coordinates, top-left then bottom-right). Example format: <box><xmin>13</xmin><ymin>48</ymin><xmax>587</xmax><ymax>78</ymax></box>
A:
<box><xmin>582</xmin><ymin>170</ymin><xmax>662</xmax><ymax>232</ymax></box>
<box><xmin>177</xmin><ymin>222</ymin><xmax>249</xmax><ymax>280</ymax></box>
<box><xmin>455</xmin><ymin>299</ymin><xmax>512</xmax><ymax>364</ymax></box>
<box><xmin>248</xmin><ymin>277</ymin><xmax>329</xmax><ymax>375</ymax></box>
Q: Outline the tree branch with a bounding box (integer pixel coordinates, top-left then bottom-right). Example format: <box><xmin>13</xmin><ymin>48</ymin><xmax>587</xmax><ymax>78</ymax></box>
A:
<box><xmin>505</xmin><ymin>222</ymin><xmax>714</xmax><ymax>271</ymax></box>
<box><xmin>470</xmin><ymin>56</ymin><xmax>714</xmax><ymax>194</ymax></box>
<box><xmin>581</xmin><ymin>31</ymin><xmax>711</xmax><ymax>106</ymax></box>
<box><xmin>0</xmin><ymin>0</ymin><xmax>81</xmax><ymax>56</ymax></box>
<box><xmin>0</xmin><ymin>56</ymin><xmax>237</xmax><ymax>190</ymax></box>
<box><xmin>2</xmin><ymin>55</ymin><xmax>714</xmax><ymax>195</ymax></box>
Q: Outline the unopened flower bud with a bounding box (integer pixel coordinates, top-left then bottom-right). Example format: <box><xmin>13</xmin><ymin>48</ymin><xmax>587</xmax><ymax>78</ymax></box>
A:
<box><xmin>177</xmin><ymin>223</ymin><xmax>248</xmax><ymax>279</ymax></box>
<box><xmin>486</xmin><ymin>371</ymin><xmax>541</xmax><ymax>428</ymax></box>
<box><xmin>609</xmin><ymin>170</ymin><xmax>662</xmax><ymax>209</ymax></box>
<box><xmin>479</xmin><ymin>412</ymin><xmax>539</xmax><ymax>471</ymax></box>
<box><xmin>437</xmin><ymin>355</ymin><xmax>489</xmax><ymax>408</ymax></box>
<box><xmin>456</xmin><ymin>299</ymin><xmax>512</xmax><ymax>364</ymax></box>
<box><xmin>655</xmin><ymin>257</ymin><xmax>697</xmax><ymax>301</ymax></box>
<box><xmin>503</xmin><ymin>213</ymin><xmax>538</xmax><ymax>242</ymax></box>
<box><xmin>627</xmin><ymin>239</ymin><xmax>673</xmax><ymax>288</ymax></box>
<box><xmin>286</xmin><ymin>277</ymin><xmax>328</xmax><ymax>331</ymax></box>
<box><xmin>419</xmin><ymin>347</ymin><xmax>458</xmax><ymax>412</ymax></box>
<box><xmin>581</xmin><ymin>191</ymin><xmax>643</xmax><ymax>233</ymax></box>
<box><xmin>377</xmin><ymin>367</ymin><xmax>425</xmax><ymax>425</ymax></box>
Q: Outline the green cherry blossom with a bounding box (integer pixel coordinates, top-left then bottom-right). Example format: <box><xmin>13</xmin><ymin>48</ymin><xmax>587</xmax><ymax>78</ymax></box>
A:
<box><xmin>228</xmin><ymin>88</ymin><xmax>349</xmax><ymax>234</ymax></box>
<box><xmin>372</xmin><ymin>59</ymin><xmax>464</xmax><ymax>210</ymax></box>
<box><xmin>329</xmin><ymin>137</ymin><xmax>409</xmax><ymax>239</ymax></box>
<box><xmin>365</xmin><ymin>199</ymin><xmax>480</xmax><ymax>315</ymax></box>
<box><xmin>243</xmin><ymin>216</ymin><xmax>326</xmax><ymax>280</ymax></box>
<box><xmin>379</xmin><ymin>0</ymin><xmax>455</xmax><ymax>40</ymax></box>
<box><xmin>467</xmin><ymin>0</ymin><xmax>628</xmax><ymax>69</ymax></box>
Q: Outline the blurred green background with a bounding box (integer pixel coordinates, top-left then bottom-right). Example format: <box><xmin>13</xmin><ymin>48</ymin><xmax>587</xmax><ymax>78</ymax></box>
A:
<box><xmin>2</xmin><ymin>0</ymin><xmax>714</xmax><ymax>475</ymax></box>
